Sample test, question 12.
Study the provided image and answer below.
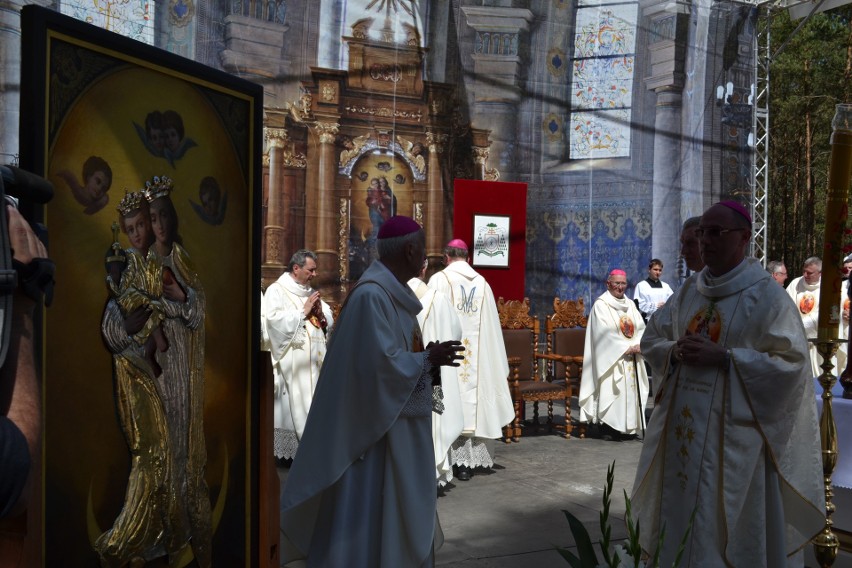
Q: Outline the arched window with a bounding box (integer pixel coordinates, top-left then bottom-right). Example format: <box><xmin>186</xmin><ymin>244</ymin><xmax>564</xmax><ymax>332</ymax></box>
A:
<box><xmin>569</xmin><ymin>0</ymin><xmax>637</xmax><ymax>160</ymax></box>
<box><xmin>60</xmin><ymin>0</ymin><xmax>155</xmax><ymax>45</ymax></box>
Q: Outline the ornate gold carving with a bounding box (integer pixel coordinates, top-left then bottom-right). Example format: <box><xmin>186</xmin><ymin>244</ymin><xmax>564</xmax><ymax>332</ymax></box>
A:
<box><xmin>338</xmin><ymin>198</ymin><xmax>350</xmax><ymax>290</ymax></box>
<box><xmin>485</xmin><ymin>168</ymin><xmax>500</xmax><ymax>181</ymax></box>
<box><xmin>369</xmin><ymin>63</ymin><xmax>402</xmax><ymax>82</ymax></box>
<box><xmin>314</xmin><ymin>122</ymin><xmax>340</xmax><ymax>145</ymax></box>
<box><xmin>413</xmin><ymin>202</ymin><xmax>424</xmax><ymax>227</ymax></box>
<box><xmin>551</xmin><ymin>298</ymin><xmax>587</xmax><ymax>328</ymax></box>
<box><xmin>473</xmin><ymin>146</ymin><xmax>490</xmax><ymax>165</ymax></box>
<box><xmin>290</xmin><ymin>92</ymin><xmax>314</xmax><ymax>122</ymax></box>
<box><xmin>265</xmin><ymin>127</ymin><xmax>288</xmax><ymax>149</ymax></box>
<box><xmin>320</xmin><ymin>82</ymin><xmax>337</xmax><ymax>103</ymax></box>
<box><xmin>262</xmin><ymin>152</ymin><xmax>270</xmax><ymax>168</ymax></box>
<box><xmin>345</xmin><ymin>105</ymin><xmax>423</xmax><ymax>122</ymax></box>
<box><xmin>397</xmin><ymin>135</ymin><xmax>426</xmax><ymax>176</ymax></box>
<box><xmin>426</xmin><ymin>131</ymin><xmax>448</xmax><ymax>154</ymax></box>
<box><xmin>497</xmin><ymin>297</ymin><xmax>536</xmax><ymax>330</ymax></box>
<box><xmin>339</xmin><ymin>134</ymin><xmax>371</xmax><ymax>167</ymax></box>
<box><xmin>282</xmin><ymin>148</ymin><xmax>307</xmax><ymax>169</ymax></box>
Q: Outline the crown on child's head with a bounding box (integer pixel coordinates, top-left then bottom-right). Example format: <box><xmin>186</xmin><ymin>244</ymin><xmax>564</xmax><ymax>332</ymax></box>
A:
<box><xmin>142</xmin><ymin>175</ymin><xmax>173</xmax><ymax>202</ymax></box>
<box><xmin>116</xmin><ymin>190</ymin><xmax>146</xmax><ymax>216</ymax></box>
<box><xmin>106</xmin><ymin>221</ymin><xmax>126</xmax><ymax>263</ymax></box>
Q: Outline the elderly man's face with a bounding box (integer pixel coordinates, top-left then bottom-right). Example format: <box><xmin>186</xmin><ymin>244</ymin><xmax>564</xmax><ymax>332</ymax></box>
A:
<box><xmin>607</xmin><ymin>275</ymin><xmax>628</xmax><ymax>299</ymax></box>
<box><xmin>844</xmin><ymin>261</ymin><xmax>852</xmax><ymax>276</ymax></box>
<box><xmin>772</xmin><ymin>265</ymin><xmax>788</xmax><ymax>285</ymax></box>
<box><xmin>803</xmin><ymin>264</ymin><xmax>821</xmax><ymax>285</ymax></box>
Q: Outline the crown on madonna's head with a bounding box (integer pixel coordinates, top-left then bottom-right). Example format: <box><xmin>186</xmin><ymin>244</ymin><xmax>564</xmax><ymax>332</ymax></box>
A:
<box><xmin>116</xmin><ymin>189</ymin><xmax>146</xmax><ymax>216</ymax></box>
<box><xmin>142</xmin><ymin>175</ymin><xmax>173</xmax><ymax>202</ymax></box>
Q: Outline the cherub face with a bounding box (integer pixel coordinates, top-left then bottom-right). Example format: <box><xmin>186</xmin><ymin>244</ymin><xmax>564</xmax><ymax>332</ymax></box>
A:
<box><xmin>148</xmin><ymin>127</ymin><xmax>164</xmax><ymax>151</ymax></box>
<box><xmin>84</xmin><ymin>170</ymin><xmax>110</xmax><ymax>202</ymax></box>
<box><xmin>123</xmin><ymin>210</ymin><xmax>151</xmax><ymax>252</ymax></box>
<box><xmin>164</xmin><ymin>127</ymin><xmax>181</xmax><ymax>152</ymax></box>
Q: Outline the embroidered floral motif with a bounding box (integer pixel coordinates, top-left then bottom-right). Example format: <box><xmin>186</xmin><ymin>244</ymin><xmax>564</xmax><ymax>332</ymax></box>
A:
<box><xmin>675</xmin><ymin>405</ymin><xmax>695</xmax><ymax>491</ymax></box>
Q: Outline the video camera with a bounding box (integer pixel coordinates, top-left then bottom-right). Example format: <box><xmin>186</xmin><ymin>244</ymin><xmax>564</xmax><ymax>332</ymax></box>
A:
<box><xmin>0</xmin><ymin>165</ymin><xmax>55</xmax><ymax>367</ymax></box>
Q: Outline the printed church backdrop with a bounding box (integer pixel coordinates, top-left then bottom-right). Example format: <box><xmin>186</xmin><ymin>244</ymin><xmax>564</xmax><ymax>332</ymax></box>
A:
<box><xmin>7</xmin><ymin>0</ymin><xmax>756</xmax><ymax>314</ymax></box>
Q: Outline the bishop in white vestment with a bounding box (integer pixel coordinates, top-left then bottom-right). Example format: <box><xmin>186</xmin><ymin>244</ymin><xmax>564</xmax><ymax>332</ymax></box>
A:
<box><xmin>409</xmin><ymin>276</ymin><xmax>464</xmax><ymax>486</ymax></box>
<box><xmin>632</xmin><ymin>203</ymin><xmax>824</xmax><ymax>567</ymax></box>
<box><xmin>428</xmin><ymin>240</ymin><xmax>514</xmax><ymax>478</ymax></box>
<box><xmin>786</xmin><ymin>257</ymin><xmax>824</xmax><ymax>377</ymax></box>
<box><xmin>579</xmin><ymin>269</ymin><xmax>649</xmax><ymax>437</ymax></box>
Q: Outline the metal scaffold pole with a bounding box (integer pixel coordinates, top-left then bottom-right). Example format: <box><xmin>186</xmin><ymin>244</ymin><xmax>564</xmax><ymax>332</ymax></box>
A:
<box><xmin>751</xmin><ymin>3</ymin><xmax>771</xmax><ymax>265</ymax></box>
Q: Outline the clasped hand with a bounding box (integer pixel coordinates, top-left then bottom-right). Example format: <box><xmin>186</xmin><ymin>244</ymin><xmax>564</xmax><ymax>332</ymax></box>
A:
<box><xmin>673</xmin><ymin>333</ymin><xmax>726</xmax><ymax>367</ymax></box>
<box><xmin>426</xmin><ymin>340</ymin><xmax>464</xmax><ymax>367</ymax></box>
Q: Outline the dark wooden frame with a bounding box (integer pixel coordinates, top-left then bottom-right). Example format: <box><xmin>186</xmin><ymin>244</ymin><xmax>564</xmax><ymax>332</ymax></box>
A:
<box><xmin>20</xmin><ymin>6</ymin><xmax>263</xmax><ymax>565</ymax></box>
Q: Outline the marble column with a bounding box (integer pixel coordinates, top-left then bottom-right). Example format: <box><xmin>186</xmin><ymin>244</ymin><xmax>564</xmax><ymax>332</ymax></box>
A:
<box><xmin>264</xmin><ymin>128</ymin><xmax>287</xmax><ymax>271</ymax></box>
<box><xmin>641</xmin><ymin>0</ymin><xmax>691</xmax><ymax>283</ymax></box>
<box><xmin>650</xmin><ymin>88</ymin><xmax>684</xmax><ymax>276</ymax></box>
<box><xmin>461</xmin><ymin>7</ymin><xmax>533</xmax><ymax>177</ymax></box>
<box><xmin>308</xmin><ymin>120</ymin><xmax>339</xmax><ymax>288</ymax></box>
<box><xmin>426</xmin><ymin>130</ymin><xmax>448</xmax><ymax>261</ymax></box>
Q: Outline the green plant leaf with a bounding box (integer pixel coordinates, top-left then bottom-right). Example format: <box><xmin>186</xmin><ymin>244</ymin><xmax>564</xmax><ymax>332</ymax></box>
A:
<box><xmin>561</xmin><ymin>509</ymin><xmax>599</xmax><ymax>568</ymax></box>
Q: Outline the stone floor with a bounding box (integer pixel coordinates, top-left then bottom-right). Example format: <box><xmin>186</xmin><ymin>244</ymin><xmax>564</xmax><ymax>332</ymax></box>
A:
<box><xmin>279</xmin><ymin>400</ymin><xmax>852</xmax><ymax>567</ymax></box>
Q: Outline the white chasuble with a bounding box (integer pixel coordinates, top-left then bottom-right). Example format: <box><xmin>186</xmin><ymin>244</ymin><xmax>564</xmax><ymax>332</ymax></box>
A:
<box><xmin>428</xmin><ymin>261</ymin><xmax>513</xmax><ymax>439</ymax></box>
<box><xmin>579</xmin><ymin>291</ymin><xmax>649</xmax><ymax>434</ymax></box>
<box><xmin>786</xmin><ymin>275</ymin><xmax>825</xmax><ymax>377</ymax></box>
<box><xmin>633</xmin><ymin>259</ymin><xmax>824</xmax><ymax>567</ymax></box>
<box><xmin>409</xmin><ymin>277</ymin><xmax>464</xmax><ymax>485</ymax></box>
<box><xmin>261</xmin><ymin>273</ymin><xmax>333</xmax><ymax>458</ymax></box>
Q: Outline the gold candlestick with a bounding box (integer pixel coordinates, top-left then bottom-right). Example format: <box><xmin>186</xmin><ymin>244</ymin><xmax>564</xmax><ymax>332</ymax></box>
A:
<box><xmin>813</xmin><ymin>338</ymin><xmax>844</xmax><ymax>567</ymax></box>
<box><xmin>817</xmin><ymin>104</ymin><xmax>852</xmax><ymax>340</ymax></box>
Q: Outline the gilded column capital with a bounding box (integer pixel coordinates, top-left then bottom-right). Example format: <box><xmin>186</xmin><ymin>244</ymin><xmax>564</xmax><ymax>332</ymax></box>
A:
<box><xmin>426</xmin><ymin>131</ymin><xmax>448</xmax><ymax>154</ymax></box>
<box><xmin>473</xmin><ymin>146</ymin><xmax>490</xmax><ymax>165</ymax></box>
<box><xmin>265</xmin><ymin>127</ymin><xmax>289</xmax><ymax>149</ymax></box>
<box><xmin>314</xmin><ymin>122</ymin><xmax>340</xmax><ymax>145</ymax></box>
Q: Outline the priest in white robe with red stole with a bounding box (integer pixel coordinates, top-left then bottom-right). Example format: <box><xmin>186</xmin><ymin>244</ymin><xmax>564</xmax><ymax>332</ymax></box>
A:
<box><xmin>261</xmin><ymin>250</ymin><xmax>333</xmax><ymax>460</ymax></box>
<box><xmin>632</xmin><ymin>202</ymin><xmax>824</xmax><ymax>567</ymax></box>
<box><xmin>409</xmin><ymin>273</ymin><xmax>465</xmax><ymax>486</ymax></box>
<box><xmin>428</xmin><ymin>239</ymin><xmax>514</xmax><ymax>480</ymax></box>
<box><xmin>579</xmin><ymin>269</ymin><xmax>649</xmax><ymax>439</ymax></box>
<box><xmin>786</xmin><ymin>257</ymin><xmax>825</xmax><ymax>377</ymax></box>
<box><xmin>281</xmin><ymin>217</ymin><xmax>463</xmax><ymax>568</ymax></box>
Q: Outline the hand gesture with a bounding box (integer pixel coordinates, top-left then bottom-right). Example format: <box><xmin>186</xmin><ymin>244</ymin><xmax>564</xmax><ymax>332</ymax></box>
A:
<box><xmin>426</xmin><ymin>340</ymin><xmax>465</xmax><ymax>367</ymax></box>
<box><xmin>303</xmin><ymin>291</ymin><xmax>321</xmax><ymax>317</ymax></box>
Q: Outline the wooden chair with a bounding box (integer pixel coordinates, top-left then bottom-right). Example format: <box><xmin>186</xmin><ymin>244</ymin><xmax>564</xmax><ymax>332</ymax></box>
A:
<box><xmin>536</xmin><ymin>297</ymin><xmax>587</xmax><ymax>438</ymax></box>
<box><xmin>497</xmin><ymin>297</ymin><xmax>570</xmax><ymax>442</ymax></box>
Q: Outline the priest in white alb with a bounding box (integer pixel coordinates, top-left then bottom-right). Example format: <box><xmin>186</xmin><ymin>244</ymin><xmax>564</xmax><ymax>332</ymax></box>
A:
<box><xmin>428</xmin><ymin>239</ymin><xmax>514</xmax><ymax>481</ymax></box>
<box><xmin>786</xmin><ymin>256</ymin><xmax>824</xmax><ymax>377</ymax></box>
<box><xmin>579</xmin><ymin>269</ymin><xmax>649</xmax><ymax>441</ymax></box>
<box><xmin>409</xmin><ymin>267</ymin><xmax>464</xmax><ymax>486</ymax></box>
<box><xmin>260</xmin><ymin>249</ymin><xmax>333</xmax><ymax>460</ymax></box>
<box><xmin>632</xmin><ymin>202</ymin><xmax>824</xmax><ymax>567</ymax></box>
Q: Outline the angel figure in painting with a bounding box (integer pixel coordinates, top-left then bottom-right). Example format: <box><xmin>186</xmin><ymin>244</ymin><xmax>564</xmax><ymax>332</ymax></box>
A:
<box><xmin>397</xmin><ymin>134</ymin><xmax>426</xmax><ymax>177</ymax></box>
<box><xmin>56</xmin><ymin>155</ymin><xmax>113</xmax><ymax>215</ymax></box>
<box><xmin>189</xmin><ymin>175</ymin><xmax>227</xmax><ymax>225</ymax></box>
<box><xmin>339</xmin><ymin>133</ymin><xmax>370</xmax><ymax>167</ymax></box>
